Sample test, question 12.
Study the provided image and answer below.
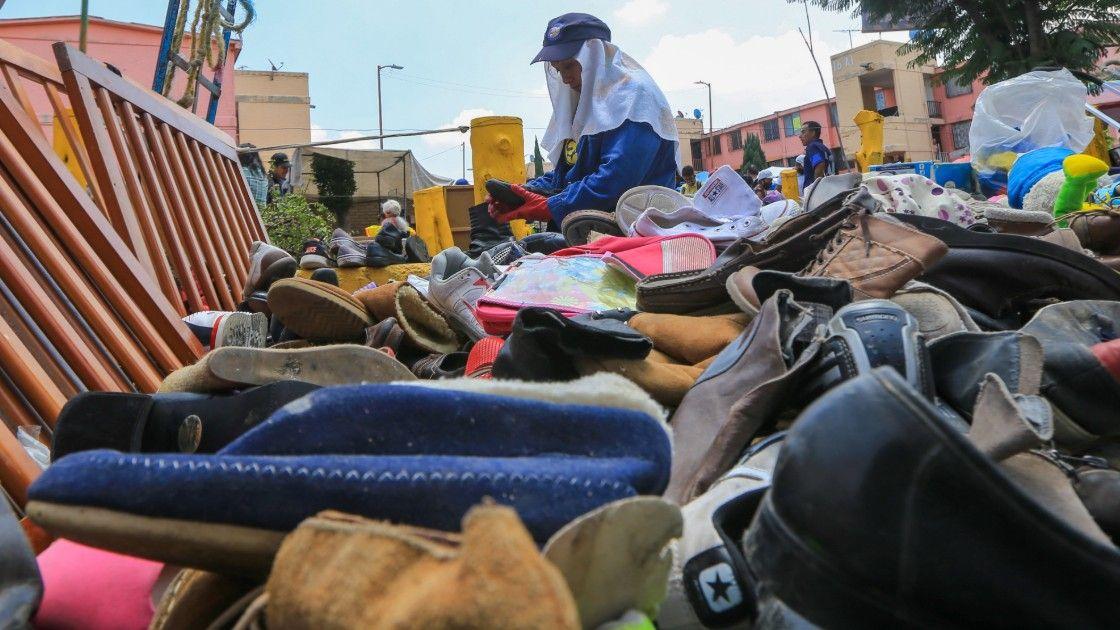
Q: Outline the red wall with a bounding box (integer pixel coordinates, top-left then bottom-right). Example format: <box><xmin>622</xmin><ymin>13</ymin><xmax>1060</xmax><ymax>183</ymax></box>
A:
<box><xmin>700</xmin><ymin>100</ymin><xmax>841</xmax><ymax>172</ymax></box>
<box><xmin>0</xmin><ymin>16</ymin><xmax>240</xmax><ymax>139</ymax></box>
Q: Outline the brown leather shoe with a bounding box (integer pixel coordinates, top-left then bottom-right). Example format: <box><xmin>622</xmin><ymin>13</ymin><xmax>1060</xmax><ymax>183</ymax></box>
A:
<box><xmin>726</xmin><ymin>210</ymin><xmax>948</xmax><ymax>314</ymax></box>
<box><xmin>1070</xmin><ymin>209</ymin><xmax>1120</xmax><ymax>270</ymax></box>
<box><xmin>636</xmin><ymin>176</ymin><xmax>869</xmax><ymax>315</ymax></box>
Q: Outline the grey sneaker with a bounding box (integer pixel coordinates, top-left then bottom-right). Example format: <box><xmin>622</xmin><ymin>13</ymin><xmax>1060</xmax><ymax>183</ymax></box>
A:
<box><xmin>243</xmin><ymin>241</ymin><xmax>297</xmax><ymax>296</ymax></box>
<box><xmin>329</xmin><ymin>228</ymin><xmax>366</xmax><ymax>267</ymax></box>
<box><xmin>428</xmin><ymin>247</ymin><xmax>498</xmax><ymax>341</ymax></box>
<box><xmin>212</xmin><ymin>312</ymin><xmax>267</xmax><ymax>348</ymax></box>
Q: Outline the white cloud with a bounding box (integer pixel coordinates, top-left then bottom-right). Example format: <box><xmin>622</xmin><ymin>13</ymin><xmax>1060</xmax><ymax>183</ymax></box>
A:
<box><xmin>422</xmin><ymin>107</ymin><xmax>496</xmax><ymax>150</ymax></box>
<box><xmin>308</xmin><ymin>122</ymin><xmax>380</xmax><ymax>150</ymax></box>
<box><xmin>613</xmin><ymin>0</ymin><xmax>669</xmax><ymax>26</ymax></box>
<box><xmin>641</xmin><ymin>28</ymin><xmax>845</xmax><ymax>126</ymax></box>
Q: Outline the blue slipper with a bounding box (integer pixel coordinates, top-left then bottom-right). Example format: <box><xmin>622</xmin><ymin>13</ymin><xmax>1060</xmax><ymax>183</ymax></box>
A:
<box><xmin>27</xmin><ymin>374</ymin><xmax>669</xmax><ymax>576</ymax></box>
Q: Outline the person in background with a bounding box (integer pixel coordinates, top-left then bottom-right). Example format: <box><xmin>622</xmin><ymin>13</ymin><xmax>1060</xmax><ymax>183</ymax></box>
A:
<box><xmin>680</xmin><ymin>165</ymin><xmax>701</xmax><ymax>196</ymax></box>
<box><xmin>380</xmin><ymin>199</ymin><xmax>410</xmax><ymax>232</ymax></box>
<box><xmin>487</xmin><ymin>13</ymin><xmax>679</xmax><ymax>225</ymax></box>
<box><xmin>266</xmin><ymin>152</ymin><xmax>293</xmax><ymax>204</ymax></box>
<box><xmin>741</xmin><ymin>165</ymin><xmax>759</xmax><ymax>188</ymax></box>
<box><xmin>799</xmin><ymin>121</ymin><xmax>831</xmax><ymax>188</ymax></box>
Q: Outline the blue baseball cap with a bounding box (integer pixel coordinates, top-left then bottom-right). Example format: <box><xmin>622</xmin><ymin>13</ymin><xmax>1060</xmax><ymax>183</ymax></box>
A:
<box><xmin>531</xmin><ymin>13</ymin><xmax>611</xmax><ymax>64</ymax></box>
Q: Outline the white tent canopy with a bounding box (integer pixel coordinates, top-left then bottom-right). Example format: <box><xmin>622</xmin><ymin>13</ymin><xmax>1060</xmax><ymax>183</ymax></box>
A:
<box><xmin>289</xmin><ymin>146</ymin><xmax>453</xmax><ymax>201</ymax></box>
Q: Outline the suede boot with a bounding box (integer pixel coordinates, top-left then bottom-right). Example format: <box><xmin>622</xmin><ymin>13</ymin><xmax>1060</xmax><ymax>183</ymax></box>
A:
<box><xmin>355</xmin><ymin>282</ymin><xmax>459</xmax><ymax>355</ymax></box>
<box><xmin>265</xmin><ymin>505</ymin><xmax>579</xmax><ymax>629</ymax></box>
<box><xmin>628</xmin><ymin>312</ymin><xmax>749</xmax><ymax>365</ymax></box>
<box><xmin>577</xmin><ymin>351</ymin><xmax>711</xmax><ymax>408</ymax></box>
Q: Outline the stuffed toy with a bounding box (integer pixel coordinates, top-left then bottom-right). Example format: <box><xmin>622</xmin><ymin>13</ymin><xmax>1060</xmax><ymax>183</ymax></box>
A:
<box><xmin>1006</xmin><ymin>147</ymin><xmax>1110</xmax><ymax>224</ymax></box>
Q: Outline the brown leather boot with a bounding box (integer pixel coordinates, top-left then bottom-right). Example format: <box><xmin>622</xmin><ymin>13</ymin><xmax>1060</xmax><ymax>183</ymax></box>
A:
<box><xmin>1070</xmin><ymin>210</ymin><xmax>1120</xmax><ymax>271</ymax></box>
<box><xmin>726</xmin><ymin>210</ymin><xmax>948</xmax><ymax>314</ymax></box>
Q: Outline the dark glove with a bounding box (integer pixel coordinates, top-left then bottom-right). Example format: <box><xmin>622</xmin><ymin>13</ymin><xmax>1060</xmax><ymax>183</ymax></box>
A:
<box><xmin>488</xmin><ymin>184</ymin><xmax>552</xmax><ymax>222</ymax></box>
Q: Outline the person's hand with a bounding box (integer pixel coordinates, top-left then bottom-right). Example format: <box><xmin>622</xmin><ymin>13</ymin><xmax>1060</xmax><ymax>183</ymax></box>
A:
<box><xmin>488</xmin><ymin>184</ymin><xmax>552</xmax><ymax>222</ymax></box>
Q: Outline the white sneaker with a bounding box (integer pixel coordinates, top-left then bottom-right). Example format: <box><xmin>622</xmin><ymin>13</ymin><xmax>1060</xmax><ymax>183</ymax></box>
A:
<box><xmin>631</xmin><ymin>206</ymin><xmax>768</xmax><ymax>245</ymax></box>
<box><xmin>427</xmin><ymin>247</ymin><xmax>498</xmax><ymax>342</ymax></box>
<box><xmin>615</xmin><ymin>185</ymin><xmax>690</xmax><ymax>233</ymax></box>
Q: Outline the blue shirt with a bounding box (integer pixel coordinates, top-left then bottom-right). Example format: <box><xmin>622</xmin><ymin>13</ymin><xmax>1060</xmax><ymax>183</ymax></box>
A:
<box><xmin>802</xmin><ymin>139</ymin><xmax>831</xmax><ymax>188</ymax></box>
<box><xmin>527</xmin><ymin>120</ymin><xmax>678</xmax><ymax>222</ymax></box>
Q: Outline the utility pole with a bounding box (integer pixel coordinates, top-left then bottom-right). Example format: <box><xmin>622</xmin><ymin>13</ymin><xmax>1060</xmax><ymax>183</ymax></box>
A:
<box><xmin>79</xmin><ymin>0</ymin><xmax>89</xmax><ymax>52</ymax></box>
<box><xmin>800</xmin><ymin>1</ymin><xmax>847</xmax><ymax>170</ymax></box>
<box><xmin>694</xmin><ymin>80</ymin><xmax>712</xmax><ymax>133</ymax></box>
<box><xmin>376</xmin><ymin>63</ymin><xmax>403</xmax><ymax>149</ymax></box>
<box><xmin>834</xmin><ymin>28</ymin><xmax>859</xmax><ymax>50</ymax></box>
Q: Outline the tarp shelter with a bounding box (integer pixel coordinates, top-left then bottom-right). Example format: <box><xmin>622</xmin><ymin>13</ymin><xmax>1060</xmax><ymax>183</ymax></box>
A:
<box><xmin>290</xmin><ymin>147</ymin><xmax>453</xmax><ymax>229</ymax></box>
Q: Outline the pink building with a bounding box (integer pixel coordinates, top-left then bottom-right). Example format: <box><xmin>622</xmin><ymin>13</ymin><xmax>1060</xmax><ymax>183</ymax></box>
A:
<box><xmin>696</xmin><ymin>98</ymin><xmax>844</xmax><ymax>173</ymax></box>
<box><xmin>0</xmin><ymin>15</ymin><xmax>241</xmax><ymax>139</ymax></box>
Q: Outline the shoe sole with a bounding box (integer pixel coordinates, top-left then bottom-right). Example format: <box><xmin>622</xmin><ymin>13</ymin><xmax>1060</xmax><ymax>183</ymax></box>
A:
<box><xmin>724</xmin><ymin>273</ymin><xmax>761</xmax><ymax>318</ymax></box>
<box><xmin>615</xmin><ymin>185</ymin><xmax>689</xmax><ymax>233</ymax></box>
<box><xmin>214</xmin><ymin>312</ymin><xmax>268</xmax><ymax>348</ymax></box>
<box><xmin>208</xmin><ymin>345</ymin><xmax>416</xmax><ymax>386</ymax></box>
<box><xmin>268</xmin><ymin>279</ymin><xmax>372</xmax><ymax>342</ymax></box>
<box><xmin>27</xmin><ymin>502</ymin><xmax>282</xmax><ymax>578</ymax></box>
<box><xmin>562</xmin><ymin>210</ymin><xmax>625</xmax><ymax>246</ymax></box>
<box><xmin>299</xmin><ymin>254</ymin><xmax>329</xmax><ymax>270</ymax></box>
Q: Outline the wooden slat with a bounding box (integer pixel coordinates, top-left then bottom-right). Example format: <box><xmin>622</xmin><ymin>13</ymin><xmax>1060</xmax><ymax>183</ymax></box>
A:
<box><xmin>120</xmin><ymin>102</ymin><xmax>200</xmax><ymax>315</ymax></box>
<box><xmin>204</xmin><ymin>149</ymin><xmax>253</xmax><ymax>252</ymax></box>
<box><xmin>94</xmin><ymin>86</ymin><xmax>180</xmax><ymax>308</ymax></box>
<box><xmin>0</xmin><ymin>77</ymin><xmax>202</xmax><ymax>368</ymax></box>
<box><xmin>0</xmin><ymin>164</ymin><xmax>161</xmax><ymax>390</ymax></box>
<box><xmin>220</xmin><ymin>157</ymin><xmax>267</xmax><ymax>241</ymax></box>
<box><xmin>0</xmin><ymin>230</ymin><xmax>125</xmax><ymax>391</ymax></box>
<box><xmin>0</xmin><ymin>408</ymin><xmax>41</xmax><ymax>506</ymax></box>
<box><xmin>42</xmin><ymin>84</ymin><xmax>104</xmax><ymax>210</ymax></box>
<box><xmin>142</xmin><ymin>113</ymin><xmax>219</xmax><ymax>311</ymax></box>
<box><xmin>0</xmin><ymin>312</ymin><xmax>66</xmax><ymax>422</ymax></box>
<box><xmin>0</xmin><ymin>38</ymin><xmax>64</xmax><ymax>88</ymax></box>
<box><xmin>175</xmin><ymin>132</ymin><xmax>242</xmax><ymax>302</ymax></box>
<box><xmin>162</xmin><ymin>125</ymin><xmax>236</xmax><ymax>310</ymax></box>
<box><xmin>187</xmin><ymin>137</ymin><xmax>248</xmax><ymax>283</ymax></box>
<box><xmin>1</xmin><ymin>65</ymin><xmax>37</xmax><ymax>122</ymax></box>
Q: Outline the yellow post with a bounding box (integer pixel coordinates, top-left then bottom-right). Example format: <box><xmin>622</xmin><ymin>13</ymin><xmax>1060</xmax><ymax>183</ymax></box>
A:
<box><xmin>1083</xmin><ymin>117</ymin><xmax>1111</xmax><ymax>164</ymax></box>
<box><xmin>411</xmin><ymin>186</ymin><xmax>454</xmax><ymax>252</ymax></box>
<box><xmin>471</xmin><ymin>116</ymin><xmax>530</xmax><ymax>239</ymax></box>
<box><xmin>853</xmin><ymin>109</ymin><xmax>884</xmax><ymax>173</ymax></box>
<box><xmin>780</xmin><ymin>168</ymin><xmax>800</xmax><ymax>203</ymax></box>
<box><xmin>52</xmin><ymin>109</ymin><xmax>88</xmax><ymax>187</ymax></box>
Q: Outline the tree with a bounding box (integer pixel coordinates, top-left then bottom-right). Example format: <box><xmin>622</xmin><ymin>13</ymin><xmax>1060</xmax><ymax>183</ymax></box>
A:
<box><xmin>800</xmin><ymin>0</ymin><xmax>1120</xmax><ymax>89</ymax></box>
<box><xmin>741</xmin><ymin>133</ymin><xmax>767</xmax><ymax>174</ymax></box>
<box><xmin>309</xmin><ymin>153</ymin><xmax>357</xmax><ymax>226</ymax></box>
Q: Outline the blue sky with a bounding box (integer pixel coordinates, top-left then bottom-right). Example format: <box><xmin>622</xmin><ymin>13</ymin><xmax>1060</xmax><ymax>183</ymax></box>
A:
<box><xmin>3</xmin><ymin>0</ymin><xmax>904</xmax><ymax>178</ymax></box>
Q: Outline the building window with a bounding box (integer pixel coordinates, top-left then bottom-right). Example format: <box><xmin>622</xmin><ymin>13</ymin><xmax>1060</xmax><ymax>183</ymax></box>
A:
<box><xmin>945</xmin><ymin>76</ymin><xmax>973</xmax><ymax>98</ymax></box>
<box><xmin>761</xmin><ymin>119</ymin><xmax>779</xmax><ymax>142</ymax></box>
<box><xmin>729</xmin><ymin>129</ymin><xmax>743</xmax><ymax>151</ymax></box>
<box><xmin>711</xmin><ymin>134</ymin><xmax>722</xmax><ymax>155</ymax></box>
<box><xmin>828</xmin><ymin>103</ymin><xmax>838</xmax><ymax>126</ymax></box>
<box><xmin>782</xmin><ymin>112</ymin><xmax>802</xmax><ymax>137</ymax></box>
<box><xmin>951</xmin><ymin>119</ymin><xmax>971</xmax><ymax>151</ymax></box>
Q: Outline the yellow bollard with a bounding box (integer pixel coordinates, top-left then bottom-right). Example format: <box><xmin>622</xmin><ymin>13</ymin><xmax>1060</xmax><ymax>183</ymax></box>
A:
<box><xmin>412</xmin><ymin>185</ymin><xmax>455</xmax><ymax>252</ymax></box>
<box><xmin>853</xmin><ymin>109</ymin><xmax>884</xmax><ymax>173</ymax></box>
<box><xmin>1083</xmin><ymin>117</ymin><xmax>1111</xmax><ymax>164</ymax></box>
<box><xmin>471</xmin><ymin>116</ymin><xmax>530</xmax><ymax>239</ymax></box>
<box><xmin>52</xmin><ymin>109</ymin><xmax>88</xmax><ymax>187</ymax></box>
<box><xmin>780</xmin><ymin>168</ymin><xmax>800</xmax><ymax>203</ymax></box>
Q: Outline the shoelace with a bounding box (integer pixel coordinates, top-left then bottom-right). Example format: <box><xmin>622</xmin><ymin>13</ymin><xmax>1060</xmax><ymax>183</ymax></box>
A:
<box><xmin>1046</xmin><ymin>206</ymin><xmax>1120</xmax><ymax>230</ymax></box>
<box><xmin>800</xmin><ymin>209</ymin><xmax>874</xmax><ymax>274</ymax></box>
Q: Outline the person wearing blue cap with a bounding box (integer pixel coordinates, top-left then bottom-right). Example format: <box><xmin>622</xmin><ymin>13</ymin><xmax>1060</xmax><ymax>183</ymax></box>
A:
<box><xmin>487</xmin><ymin>13</ymin><xmax>679</xmax><ymax>225</ymax></box>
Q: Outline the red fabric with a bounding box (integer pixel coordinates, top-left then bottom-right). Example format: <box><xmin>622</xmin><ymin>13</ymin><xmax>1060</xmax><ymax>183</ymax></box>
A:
<box><xmin>35</xmin><ymin>540</ymin><xmax>162</xmax><ymax>630</ymax></box>
<box><xmin>489</xmin><ymin>185</ymin><xmax>552</xmax><ymax>222</ymax></box>
<box><xmin>466</xmin><ymin>336</ymin><xmax>505</xmax><ymax>378</ymax></box>
<box><xmin>551</xmin><ymin>234</ymin><xmax>716</xmax><ymax>277</ymax></box>
<box><xmin>1091</xmin><ymin>338</ymin><xmax>1120</xmax><ymax>382</ymax></box>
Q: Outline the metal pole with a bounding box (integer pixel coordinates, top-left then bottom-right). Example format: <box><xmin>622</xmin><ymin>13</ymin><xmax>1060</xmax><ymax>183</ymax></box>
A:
<box><xmin>153</xmin><ymin>0</ymin><xmax>181</xmax><ymax>92</ymax></box>
<box><xmin>377</xmin><ymin>67</ymin><xmax>384</xmax><ymax>150</ymax></box>
<box><xmin>461</xmin><ymin>142</ymin><xmax>466</xmax><ymax>180</ymax></box>
<box><xmin>243</xmin><ymin>125</ymin><xmax>469</xmax><ymax>154</ymax></box>
<box><xmin>79</xmin><ymin>0</ymin><xmax>90</xmax><ymax>52</ymax></box>
<box><xmin>205</xmin><ymin>0</ymin><xmax>237</xmax><ymax>125</ymax></box>
<box><xmin>708</xmin><ymin>83</ymin><xmax>713</xmax><ymax>134</ymax></box>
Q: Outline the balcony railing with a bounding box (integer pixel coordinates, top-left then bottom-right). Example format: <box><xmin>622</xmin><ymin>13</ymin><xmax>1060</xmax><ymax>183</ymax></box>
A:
<box><xmin>927</xmin><ymin>100</ymin><xmax>943</xmax><ymax>118</ymax></box>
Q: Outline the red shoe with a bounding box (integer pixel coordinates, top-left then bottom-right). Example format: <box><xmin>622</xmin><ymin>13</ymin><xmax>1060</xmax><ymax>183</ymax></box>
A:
<box><xmin>465</xmin><ymin>337</ymin><xmax>504</xmax><ymax>379</ymax></box>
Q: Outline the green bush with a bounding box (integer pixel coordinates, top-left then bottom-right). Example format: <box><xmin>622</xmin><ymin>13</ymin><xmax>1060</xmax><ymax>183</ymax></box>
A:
<box><xmin>260</xmin><ymin>193</ymin><xmax>334</xmax><ymax>256</ymax></box>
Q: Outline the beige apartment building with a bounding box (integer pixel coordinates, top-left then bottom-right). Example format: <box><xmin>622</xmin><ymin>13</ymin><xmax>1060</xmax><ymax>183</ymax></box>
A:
<box><xmin>235</xmin><ymin>69</ymin><xmax>312</xmax><ymax>158</ymax></box>
<box><xmin>830</xmin><ymin>40</ymin><xmax>942</xmax><ymax>163</ymax></box>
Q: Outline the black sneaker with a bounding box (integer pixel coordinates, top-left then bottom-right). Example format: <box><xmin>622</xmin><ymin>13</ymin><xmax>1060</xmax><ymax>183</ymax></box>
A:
<box><xmin>299</xmin><ymin>238</ymin><xmax>330</xmax><ymax>270</ymax></box>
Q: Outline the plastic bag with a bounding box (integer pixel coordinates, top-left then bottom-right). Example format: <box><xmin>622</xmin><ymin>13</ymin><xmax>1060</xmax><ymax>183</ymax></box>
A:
<box><xmin>18</xmin><ymin>426</ymin><xmax>49</xmax><ymax>470</ymax></box>
<box><xmin>969</xmin><ymin>69</ymin><xmax>1094</xmax><ymax>183</ymax></box>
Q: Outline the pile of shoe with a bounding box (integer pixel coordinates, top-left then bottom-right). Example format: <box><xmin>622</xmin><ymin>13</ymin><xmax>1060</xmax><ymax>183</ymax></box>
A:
<box><xmin>297</xmin><ymin>227</ymin><xmax>431</xmax><ymax>271</ymax></box>
<box><xmin>16</xmin><ymin>172</ymin><xmax>1120</xmax><ymax>628</ymax></box>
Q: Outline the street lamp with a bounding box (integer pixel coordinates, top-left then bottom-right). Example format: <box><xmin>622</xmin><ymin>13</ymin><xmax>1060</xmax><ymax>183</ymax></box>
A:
<box><xmin>695</xmin><ymin>80</ymin><xmax>712</xmax><ymax>134</ymax></box>
<box><xmin>377</xmin><ymin>64</ymin><xmax>404</xmax><ymax>149</ymax></box>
